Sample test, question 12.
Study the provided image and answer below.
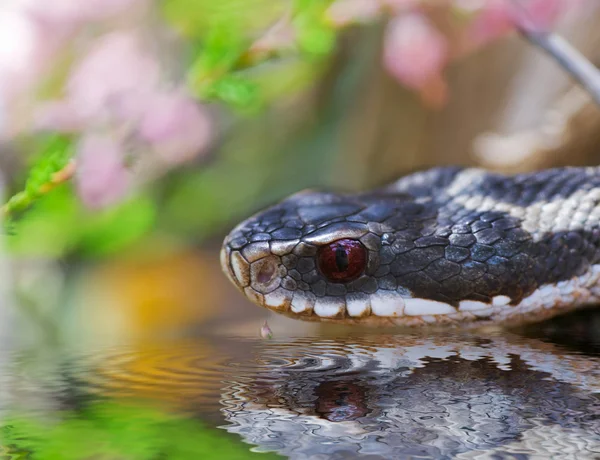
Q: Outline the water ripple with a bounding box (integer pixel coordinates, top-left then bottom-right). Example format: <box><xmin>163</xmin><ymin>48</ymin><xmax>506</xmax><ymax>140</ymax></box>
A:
<box><xmin>216</xmin><ymin>334</ymin><xmax>600</xmax><ymax>459</ymax></box>
<box><xmin>4</xmin><ymin>333</ymin><xmax>600</xmax><ymax>459</ymax></box>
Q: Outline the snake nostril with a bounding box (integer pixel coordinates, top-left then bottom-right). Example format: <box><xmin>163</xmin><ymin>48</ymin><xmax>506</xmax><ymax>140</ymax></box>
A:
<box><xmin>256</xmin><ymin>258</ymin><xmax>277</xmax><ymax>285</ymax></box>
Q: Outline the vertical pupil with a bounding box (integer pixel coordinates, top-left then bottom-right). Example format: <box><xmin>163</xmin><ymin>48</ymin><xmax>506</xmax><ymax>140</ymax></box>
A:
<box><xmin>317</xmin><ymin>239</ymin><xmax>366</xmax><ymax>282</ymax></box>
<box><xmin>335</xmin><ymin>246</ymin><xmax>349</xmax><ymax>272</ymax></box>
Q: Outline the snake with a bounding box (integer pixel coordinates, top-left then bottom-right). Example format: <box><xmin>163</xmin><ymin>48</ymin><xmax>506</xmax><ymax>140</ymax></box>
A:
<box><xmin>220</xmin><ymin>166</ymin><xmax>600</xmax><ymax>327</ymax></box>
<box><xmin>220</xmin><ymin>333</ymin><xmax>600</xmax><ymax>458</ymax></box>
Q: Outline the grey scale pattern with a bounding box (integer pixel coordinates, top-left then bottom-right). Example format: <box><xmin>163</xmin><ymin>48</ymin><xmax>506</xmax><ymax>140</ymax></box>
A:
<box><xmin>223</xmin><ymin>166</ymin><xmax>600</xmax><ymax>308</ymax></box>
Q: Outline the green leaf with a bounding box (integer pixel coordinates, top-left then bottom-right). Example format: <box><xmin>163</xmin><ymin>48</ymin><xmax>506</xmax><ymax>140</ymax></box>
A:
<box><xmin>201</xmin><ymin>75</ymin><xmax>262</xmax><ymax>111</ymax></box>
<box><xmin>5</xmin><ymin>185</ymin><xmax>78</xmax><ymax>257</ymax></box>
<box><xmin>161</xmin><ymin>0</ymin><xmax>286</xmax><ymax>39</ymax></box>
<box><xmin>6</xmin><ymin>186</ymin><xmax>155</xmax><ymax>258</ymax></box>
<box><xmin>1</xmin><ymin>400</ymin><xmax>282</xmax><ymax>459</ymax></box>
<box><xmin>78</xmin><ymin>194</ymin><xmax>156</xmax><ymax>257</ymax></box>
<box><xmin>189</xmin><ymin>23</ymin><xmax>248</xmax><ymax>78</ymax></box>
<box><xmin>293</xmin><ymin>0</ymin><xmax>336</xmax><ymax>57</ymax></box>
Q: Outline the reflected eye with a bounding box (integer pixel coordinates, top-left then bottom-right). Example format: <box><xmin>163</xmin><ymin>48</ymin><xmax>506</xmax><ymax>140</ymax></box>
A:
<box><xmin>317</xmin><ymin>239</ymin><xmax>367</xmax><ymax>282</ymax></box>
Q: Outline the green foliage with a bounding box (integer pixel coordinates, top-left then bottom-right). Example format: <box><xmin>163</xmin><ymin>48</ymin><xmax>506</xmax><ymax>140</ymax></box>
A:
<box><xmin>1</xmin><ymin>400</ymin><xmax>281</xmax><ymax>459</ymax></box>
<box><xmin>167</xmin><ymin>0</ymin><xmax>336</xmax><ymax>111</ymax></box>
<box><xmin>201</xmin><ymin>75</ymin><xmax>262</xmax><ymax>111</ymax></box>
<box><xmin>186</xmin><ymin>23</ymin><xmax>262</xmax><ymax>110</ymax></box>
<box><xmin>7</xmin><ymin>186</ymin><xmax>156</xmax><ymax>258</ymax></box>
<box><xmin>4</xmin><ymin>135</ymin><xmax>74</xmax><ymax>218</ymax></box>
<box><xmin>161</xmin><ymin>0</ymin><xmax>285</xmax><ymax>39</ymax></box>
<box><xmin>293</xmin><ymin>0</ymin><xmax>336</xmax><ymax>57</ymax></box>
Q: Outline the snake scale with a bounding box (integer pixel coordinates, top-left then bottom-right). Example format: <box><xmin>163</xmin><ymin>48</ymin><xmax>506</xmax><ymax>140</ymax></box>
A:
<box><xmin>221</xmin><ymin>166</ymin><xmax>600</xmax><ymax>327</ymax></box>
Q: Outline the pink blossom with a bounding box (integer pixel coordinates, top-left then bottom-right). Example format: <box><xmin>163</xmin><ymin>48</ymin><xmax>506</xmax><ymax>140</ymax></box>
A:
<box><xmin>383</xmin><ymin>12</ymin><xmax>449</xmax><ymax>107</ymax></box>
<box><xmin>260</xmin><ymin>321</ymin><xmax>273</xmax><ymax>339</ymax></box>
<box><xmin>464</xmin><ymin>0</ymin><xmax>514</xmax><ymax>46</ymax></box>
<box><xmin>67</xmin><ymin>32</ymin><xmax>160</xmax><ymax>122</ymax></box>
<box><xmin>75</xmin><ymin>134</ymin><xmax>131</xmax><ymax>209</ymax></box>
<box><xmin>0</xmin><ymin>0</ymin><xmax>143</xmax><ymax>126</ymax></box>
<box><xmin>137</xmin><ymin>91</ymin><xmax>212</xmax><ymax>164</ymax></box>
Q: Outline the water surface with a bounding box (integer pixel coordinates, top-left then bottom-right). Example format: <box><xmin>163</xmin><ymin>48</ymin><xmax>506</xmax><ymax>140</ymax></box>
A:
<box><xmin>2</xmin><ymin>311</ymin><xmax>600</xmax><ymax>459</ymax></box>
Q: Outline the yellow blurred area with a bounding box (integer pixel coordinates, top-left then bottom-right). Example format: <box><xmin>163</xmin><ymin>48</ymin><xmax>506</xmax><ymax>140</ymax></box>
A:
<box><xmin>73</xmin><ymin>248</ymin><xmax>248</xmax><ymax>344</ymax></box>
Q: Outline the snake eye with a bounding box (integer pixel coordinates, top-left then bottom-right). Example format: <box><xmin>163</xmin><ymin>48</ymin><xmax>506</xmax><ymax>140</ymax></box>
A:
<box><xmin>317</xmin><ymin>239</ymin><xmax>366</xmax><ymax>283</ymax></box>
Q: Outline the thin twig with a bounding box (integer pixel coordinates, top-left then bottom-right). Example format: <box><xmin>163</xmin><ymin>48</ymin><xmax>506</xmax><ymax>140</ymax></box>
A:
<box><xmin>519</xmin><ymin>28</ymin><xmax>600</xmax><ymax>107</ymax></box>
<box><xmin>511</xmin><ymin>0</ymin><xmax>600</xmax><ymax>108</ymax></box>
<box><xmin>1</xmin><ymin>159</ymin><xmax>77</xmax><ymax>218</ymax></box>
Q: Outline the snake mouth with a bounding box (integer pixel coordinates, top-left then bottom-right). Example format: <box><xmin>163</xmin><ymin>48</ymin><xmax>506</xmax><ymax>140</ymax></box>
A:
<box><xmin>220</xmin><ymin>238</ymin><xmax>497</xmax><ymax>324</ymax></box>
<box><xmin>221</xmin><ymin>241</ymin><xmax>596</xmax><ymax>327</ymax></box>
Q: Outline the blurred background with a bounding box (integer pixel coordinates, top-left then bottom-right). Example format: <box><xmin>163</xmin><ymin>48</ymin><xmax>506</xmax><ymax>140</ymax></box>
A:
<box><xmin>2</xmin><ymin>0</ymin><xmax>600</xmax><ymax>351</ymax></box>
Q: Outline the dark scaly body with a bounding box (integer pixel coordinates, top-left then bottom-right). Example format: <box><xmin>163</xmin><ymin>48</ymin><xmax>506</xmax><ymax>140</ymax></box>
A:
<box><xmin>221</xmin><ymin>167</ymin><xmax>600</xmax><ymax>326</ymax></box>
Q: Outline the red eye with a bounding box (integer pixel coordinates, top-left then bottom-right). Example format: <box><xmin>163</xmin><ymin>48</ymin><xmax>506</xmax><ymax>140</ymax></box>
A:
<box><xmin>317</xmin><ymin>239</ymin><xmax>367</xmax><ymax>283</ymax></box>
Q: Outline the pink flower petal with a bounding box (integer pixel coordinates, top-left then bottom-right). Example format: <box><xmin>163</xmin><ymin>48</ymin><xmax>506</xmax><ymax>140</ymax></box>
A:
<box><xmin>76</xmin><ymin>134</ymin><xmax>130</xmax><ymax>209</ymax></box>
<box><xmin>137</xmin><ymin>91</ymin><xmax>212</xmax><ymax>164</ymax></box>
<box><xmin>465</xmin><ymin>0</ymin><xmax>514</xmax><ymax>46</ymax></box>
<box><xmin>383</xmin><ymin>12</ymin><xmax>449</xmax><ymax>90</ymax></box>
<box><xmin>67</xmin><ymin>32</ymin><xmax>160</xmax><ymax>121</ymax></box>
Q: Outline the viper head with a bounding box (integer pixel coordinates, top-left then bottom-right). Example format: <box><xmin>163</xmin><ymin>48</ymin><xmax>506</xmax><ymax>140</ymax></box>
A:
<box><xmin>221</xmin><ymin>183</ymin><xmax>527</xmax><ymax>326</ymax></box>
